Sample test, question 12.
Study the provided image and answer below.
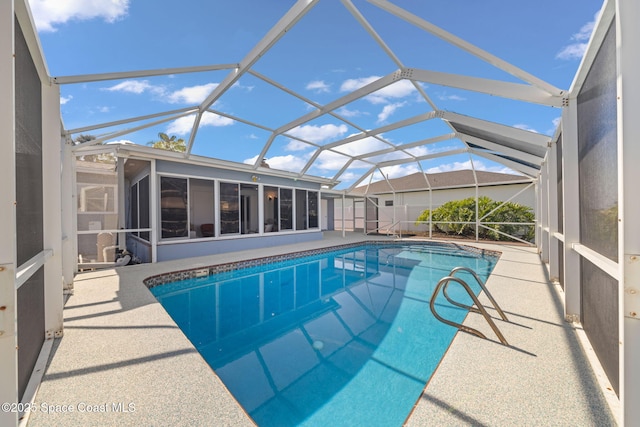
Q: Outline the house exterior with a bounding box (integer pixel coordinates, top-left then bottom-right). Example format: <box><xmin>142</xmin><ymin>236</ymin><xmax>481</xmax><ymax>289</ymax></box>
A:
<box><xmin>348</xmin><ymin>170</ymin><xmax>535</xmax><ymax>234</ymax></box>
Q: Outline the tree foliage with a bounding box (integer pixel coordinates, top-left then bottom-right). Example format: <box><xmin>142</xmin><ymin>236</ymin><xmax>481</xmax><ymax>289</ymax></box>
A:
<box><xmin>147</xmin><ymin>132</ymin><xmax>186</xmax><ymax>152</ymax></box>
<box><xmin>416</xmin><ymin>196</ymin><xmax>535</xmax><ymax>242</ymax></box>
<box><xmin>75</xmin><ymin>134</ymin><xmax>116</xmax><ymax>164</ymax></box>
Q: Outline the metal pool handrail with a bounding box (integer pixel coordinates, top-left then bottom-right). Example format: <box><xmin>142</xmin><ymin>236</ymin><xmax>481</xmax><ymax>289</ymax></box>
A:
<box><xmin>442</xmin><ymin>266</ymin><xmax>509</xmax><ymax>322</ymax></box>
<box><xmin>429</xmin><ymin>274</ymin><xmax>508</xmax><ymax>346</ymax></box>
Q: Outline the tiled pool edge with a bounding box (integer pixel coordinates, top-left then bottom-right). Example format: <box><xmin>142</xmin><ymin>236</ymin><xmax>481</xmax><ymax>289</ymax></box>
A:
<box><xmin>143</xmin><ymin>240</ymin><xmax>502</xmax><ymax>288</ymax></box>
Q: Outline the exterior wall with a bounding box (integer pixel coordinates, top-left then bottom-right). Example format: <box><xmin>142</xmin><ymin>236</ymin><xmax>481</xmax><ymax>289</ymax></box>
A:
<box><xmin>157</xmin><ymin>230</ymin><xmax>323</xmax><ymax>262</ymax></box>
<box><xmin>370</xmin><ymin>183</ymin><xmax>534</xmax><ymax>233</ymax></box>
<box><xmin>150</xmin><ymin>159</ymin><xmax>323</xmax><ymax>262</ymax></box>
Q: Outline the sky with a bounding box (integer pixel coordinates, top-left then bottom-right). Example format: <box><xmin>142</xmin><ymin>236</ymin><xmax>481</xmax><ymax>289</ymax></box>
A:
<box><xmin>29</xmin><ymin>0</ymin><xmax>603</xmax><ymax>189</ymax></box>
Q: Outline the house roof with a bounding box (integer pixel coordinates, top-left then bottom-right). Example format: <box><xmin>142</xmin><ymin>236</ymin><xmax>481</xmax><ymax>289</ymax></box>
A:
<box><xmin>351</xmin><ymin>170</ymin><xmax>532</xmax><ymax>195</ymax></box>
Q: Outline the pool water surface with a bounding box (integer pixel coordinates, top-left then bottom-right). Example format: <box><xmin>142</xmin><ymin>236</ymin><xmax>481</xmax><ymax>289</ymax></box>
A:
<box><xmin>150</xmin><ymin>243</ymin><xmax>498</xmax><ymax>426</ymax></box>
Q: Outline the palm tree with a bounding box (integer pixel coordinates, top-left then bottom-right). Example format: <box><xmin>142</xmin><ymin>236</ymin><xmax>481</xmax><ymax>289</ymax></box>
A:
<box><xmin>147</xmin><ymin>132</ymin><xmax>186</xmax><ymax>153</ymax></box>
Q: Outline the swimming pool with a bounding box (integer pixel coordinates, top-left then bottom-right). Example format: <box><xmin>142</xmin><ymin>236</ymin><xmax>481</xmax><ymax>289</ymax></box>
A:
<box><xmin>149</xmin><ymin>242</ymin><xmax>499</xmax><ymax>426</ymax></box>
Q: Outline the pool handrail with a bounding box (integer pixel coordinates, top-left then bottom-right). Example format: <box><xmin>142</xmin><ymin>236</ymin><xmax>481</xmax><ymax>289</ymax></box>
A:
<box><xmin>430</xmin><ymin>274</ymin><xmax>509</xmax><ymax>346</ymax></box>
<box><xmin>442</xmin><ymin>266</ymin><xmax>509</xmax><ymax>322</ymax></box>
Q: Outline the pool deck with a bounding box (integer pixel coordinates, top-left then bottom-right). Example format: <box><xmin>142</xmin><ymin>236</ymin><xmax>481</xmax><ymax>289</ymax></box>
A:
<box><xmin>26</xmin><ymin>232</ymin><xmax>619</xmax><ymax>426</ymax></box>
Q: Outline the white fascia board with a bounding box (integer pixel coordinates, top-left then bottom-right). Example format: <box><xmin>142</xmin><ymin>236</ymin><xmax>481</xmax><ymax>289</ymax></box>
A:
<box><xmin>440</xmin><ymin>111</ymin><xmax>551</xmax><ymax>148</ymax></box>
<box><xmin>198</xmin><ymin>0</ymin><xmax>319</xmax><ymax>113</ymax></box>
<box><xmin>459</xmin><ymin>133</ymin><xmax>545</xmax><ymax>166</ymax></box>
<box><xmin>470</xmin><ymin>149</ymin><xmax>539</xmax><ymax>178</ymax></box>
<box><xmin>408</xmin><ymin>68</ymin><xmax>564</xmax><ymax>107</ymax></box>
<box><xmin>367</xmin><ymin>0</ymin><xmax>564</xmax><ymax>97</ymax></box>
<box><xmin>52</xmin><ymin>64</ymin><xmax>238</xmax><ymax>85</ymax></box>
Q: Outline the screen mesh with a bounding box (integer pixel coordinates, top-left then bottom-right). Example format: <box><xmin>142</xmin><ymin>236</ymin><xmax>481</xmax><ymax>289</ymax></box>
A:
<box><xmin>15</xmin><ymin>16</ymin><xmax>43</xmax><ymax>265</ymax></box>
<box><xmin>581</xmin><ymin>258</ymin><xmax>619</xmax><ymax>395</ymax></box>
<box><xmin>577</xmin><ymin>20</ymin><xmax>619</xmax><ymax>396</ymax></box>
<box><xmin>577</xmin><ymin>21</ymin><xmax>618</xmax><ymax>261</ymax></box>
<box><xmin>14</xmin><ymin>16</ymin><xmax>45</xmax><ymax>400</ymax></box>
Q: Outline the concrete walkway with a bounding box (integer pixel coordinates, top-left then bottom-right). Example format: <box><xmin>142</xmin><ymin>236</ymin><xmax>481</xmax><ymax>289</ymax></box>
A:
<box><xmin>26</xmin><ymin>233</ymin><xmax>618</xmax><ymax>426</ymax></box>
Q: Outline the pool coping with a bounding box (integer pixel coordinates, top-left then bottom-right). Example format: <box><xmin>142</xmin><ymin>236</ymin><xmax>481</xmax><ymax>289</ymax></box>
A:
<box><xmin>143</xmin><ymin>240</ymin><xmax>502</xmax><ymax>288</ymax></box>
<box><xmin>26</xmin><ymin>233</ymin><xmax>619</xmax><ymax>426</ymax></box>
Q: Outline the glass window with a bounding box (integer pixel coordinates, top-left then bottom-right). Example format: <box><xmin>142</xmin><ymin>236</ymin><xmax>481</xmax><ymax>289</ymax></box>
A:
<box><xmin>296</xmin><ymin>189</ymin><xmax>307</xmax><ymax>230</ymax></box>
<box><xmin>139</xmin><ymin>176</ymin><xmax>150</xmax><ymax>241</ymax></box>
<box><xmin>220</xmin><ymin>182</ymin><xmax>240</xmax><ymax>234</ymax></box>
<box><xmin>131</xmin><ymin>182</ymin><xmax>139</xmax><ymax>236</ymax></box>
<box><xmin>280</xmin><ymin>188</ymin><xmax>293</xmax><ymax>231</ymax></box>
<box><xmin>190</xmin><ymin>178</ymin><xmax>215</xmax><ymax>238</ymax></box>
<box><xmin>240</xmin><ymin>184</ymin><xmax>259</xmax><ymax>234</ymax></box>
<box><xmin>160</xmin><ymin>177</ymin><xmax>188</xmax><ymax>239</ymax></box>
<box><xmin>308</xmin><ymin>191</ymin><xmax>318</xmax><ymax>228</ymax></box>
<box><xmin>264</xmin><ymin>186</ymin><xmax>279</xmax><ymax>232</ymax></box>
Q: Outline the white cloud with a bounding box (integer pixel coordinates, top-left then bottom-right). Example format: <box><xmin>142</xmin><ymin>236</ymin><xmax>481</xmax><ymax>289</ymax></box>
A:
<box><xmin>438</xmin><ymin>94</ymin><xmax>466</xmax><ymax>101</ymax></box>
<box><xmin>314</xmin><ymin>151</ymin><xmax>351</xmax><ymax>170</ymax></box>
<box><xmin>425</xmin><ymin>160</ymin><xmax>516</xmax><ymax>175</ymax></box>
<box><xmin>166</xmin><ymin>112</ymin><xmax>234</xmax><ymax>135</ymax></box>
<box><xmin>378</xmin><ymin>164</ymin><xmax>421</xmax><ymax>179</ymax></box>
<box><xmin>336</xmin><ymin>106</ymin><xmax>366</xmax><ymax>118</ymax></box>
<box><xmin>306</xmin><ymin>80</ymin><xmax>331</xmax><ymax>93</ymax></box>
<box><xmin>60</xmin><ymin>95</ymin><xmax>73</xmax><ymax>105</ymax></box>
<box><xmin>340</xmin><ymin>76</ymin><xmax>380</xmax><ymax>92</ymax></box>
<box><xmin>168</xmin><ymin>83</ymin><xmax>218</xmax><ymax>104</ymax></box>
<box><xmin>368</xmin><ymin>81</ymin><xmax>417</xmax><ymax>105</ymax></box>
<box><xmin>556</xmin><ymin>12</ymin><xmax>599</xmax><ymax>60</ymax></box>
<box><xmin>286</xmin><ymin>123</ymin><xmax>348</xmax><ymax>145</ymax></box>
<box><xmin>30</xmin><ymin>0</ymin><xmax>130</xmax><ymax>32</ymax></box>
<box><xmin>285</xmin><ymin>139</ymin><xmax>314</xmax><ymax>151</ymax></box>
<box><xmin>98</xmin><ymin>106</ymin><xmax>110</xmax><ymax>113</ymax></box>
<box><xmin>377</xmin><ymin>102</ymin><xmax>406</xmax><ymax>123</ymax></box>
<box><xmin>513</xmin><ymin>124</ymin><xmax>539</xmax><ymax>133</ymax></box>
<box><xmin>340</xmin><ymin>76</ymin><xmax>417</xmax><ymax>105</ymax></box>
<box><xmin>333</xmin><ymin>135</ymin><xmax>389</xmax><ymax>157</ymax></box>
<box><xmin>548</xmin><ymin>117</ymin><xmax>562</xmax><ymax>135</ymax></box>
<box><xmin>104</xmin><ymin>80</ymin><xmax>163</xmax><ymax>95</ymax></box>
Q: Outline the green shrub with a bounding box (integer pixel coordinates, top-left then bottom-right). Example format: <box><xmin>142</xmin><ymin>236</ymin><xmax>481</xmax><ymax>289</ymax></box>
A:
<box><xmin>415</xmin><ymin>196</ymin><xmax>535</xmax><ymax>242</ymax></box>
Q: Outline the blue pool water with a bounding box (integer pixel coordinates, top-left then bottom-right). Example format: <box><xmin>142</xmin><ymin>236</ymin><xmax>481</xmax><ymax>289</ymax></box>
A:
<box><xmin>150</xmin><ymin>243</ymin><xmax>498</xmax><ymax>426</ymax></box>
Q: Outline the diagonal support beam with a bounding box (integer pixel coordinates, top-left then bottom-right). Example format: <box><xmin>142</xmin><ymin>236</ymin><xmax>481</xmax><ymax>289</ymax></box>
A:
<box><xmin>186</xmin><ymin>0</ymin><xmax>319</xmax><ymax>155</ymax></box>
<box><xmin>407</xmin><ymin>68</ymin><xmax>564</xmax><ymax>107</ymax></box>
<box><xmin>368</xmin><ymin>0</ymin><xmax>564</xmax><ymax>96</ymax></box>
<box><xmin>469</xmin><ymin>149</ymin><xmax>540</xmax><ymax>177</ymax></box>
<box><xmin>459</xmin><ymin>133</ymin><xmax>545</xmax><ymax>166</ymax></box>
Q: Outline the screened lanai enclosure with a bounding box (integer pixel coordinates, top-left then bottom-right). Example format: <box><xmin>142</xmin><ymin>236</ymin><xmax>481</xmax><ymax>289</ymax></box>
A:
<box><xmin>2</xmin><ymin>0</ymin><xmax>640</xmax><ymax>425</ymax></box>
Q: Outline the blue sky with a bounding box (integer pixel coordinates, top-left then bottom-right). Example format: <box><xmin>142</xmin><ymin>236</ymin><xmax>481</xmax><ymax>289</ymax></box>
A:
<box><xmin>30</xmin><ymin>0</ymin><xmax>603</xmax><ymax>189</ymax></box>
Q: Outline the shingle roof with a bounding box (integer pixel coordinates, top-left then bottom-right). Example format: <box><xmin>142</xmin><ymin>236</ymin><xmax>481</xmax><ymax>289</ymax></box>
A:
<box><xmin>351</xmin><ymin>170</ymin><xmax>532</xmax><ymax>195</ymax></box>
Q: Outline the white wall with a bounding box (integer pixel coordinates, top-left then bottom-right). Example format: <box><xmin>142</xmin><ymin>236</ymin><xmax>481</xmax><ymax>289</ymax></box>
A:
<box><xmin>371</xmin><ymin>183</ymin><xmax>534</xmax><ymax>233</ymax></box>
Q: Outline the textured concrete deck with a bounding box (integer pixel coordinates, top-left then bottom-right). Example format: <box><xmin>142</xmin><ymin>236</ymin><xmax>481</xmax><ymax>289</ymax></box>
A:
<box><xmin>27</xmin><ymin>233</ymin><xmax>618</xmax><ymax>426</ymax></box>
